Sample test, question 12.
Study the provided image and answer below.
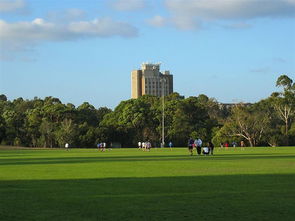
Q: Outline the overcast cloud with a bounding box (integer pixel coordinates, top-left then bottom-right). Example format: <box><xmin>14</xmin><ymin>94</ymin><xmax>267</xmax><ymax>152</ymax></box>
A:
<box><xmin>0</xmin><ymin>0</ymin><xmax>26</xmax><ymax>12</ymax></box>
<box><xmin>164</xmin><ymin>0</ymin><xmax>295</xmax><ymax>29</ymax></box>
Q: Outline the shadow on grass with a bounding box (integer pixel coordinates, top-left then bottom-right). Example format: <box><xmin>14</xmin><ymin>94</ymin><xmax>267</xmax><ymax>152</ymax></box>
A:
<box><xmin>0</xmin><ymin>153</ymin><xmax>294</xmax><ymax>166</ymax></box>
<box><xmin>0</xmin><ymin>174</ymin><xmax>294</xmax><ymax>221</ymax></box>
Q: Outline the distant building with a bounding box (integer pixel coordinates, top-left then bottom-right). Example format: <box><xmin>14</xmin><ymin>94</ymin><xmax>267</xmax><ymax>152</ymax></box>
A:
<box><xmin>131</xmin><ymin>63</ymin><xmax>173</xmax><ymax>99</ymax></box>
<box><xmin>218</xmin><ymin>102</ymin><xmax>252</xmax><ymax>109</ymax></box>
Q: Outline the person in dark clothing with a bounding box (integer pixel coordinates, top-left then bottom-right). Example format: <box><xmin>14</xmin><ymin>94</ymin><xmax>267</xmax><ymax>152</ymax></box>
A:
<box><xmin>208</xmin><ymin>141</ymin><xmax>214</xmax><ymax>155</ymax></box>
<box><xmin>188</xmin><ymin>138</ymin><xmax>194</xmax><ymax>156</ymax></box>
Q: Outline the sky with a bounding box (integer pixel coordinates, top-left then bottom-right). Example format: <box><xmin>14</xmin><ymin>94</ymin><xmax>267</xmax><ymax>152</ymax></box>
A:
<box><xmin>0</xmin><ymin>0</ymin><xmax>295</xmax><ymax>109</ymax></box>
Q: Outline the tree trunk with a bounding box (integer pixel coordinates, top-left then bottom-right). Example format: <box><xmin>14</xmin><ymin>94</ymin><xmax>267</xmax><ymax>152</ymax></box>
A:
<box><xmin>285</xmin><ymin>119</ymin><xmax>289</xmax><ymax>145</ymax></box>
<box><xmin>248</xmin><ymin>139</ymin><xmax>253</xmax><ymax>147</ymax></box>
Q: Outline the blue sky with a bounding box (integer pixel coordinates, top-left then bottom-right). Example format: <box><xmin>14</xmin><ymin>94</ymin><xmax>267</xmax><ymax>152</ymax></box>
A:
<box><xmin>0</xmin><ymin>0</ymin><xmax>295</xmax><ymax>108</ymax></box>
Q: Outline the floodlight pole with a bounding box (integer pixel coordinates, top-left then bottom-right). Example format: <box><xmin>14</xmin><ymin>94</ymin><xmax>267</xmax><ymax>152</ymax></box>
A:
<box><xmin>160</xmin><ymin>78</ymin><xmax>166</xmax><ymax>148</ymax></box>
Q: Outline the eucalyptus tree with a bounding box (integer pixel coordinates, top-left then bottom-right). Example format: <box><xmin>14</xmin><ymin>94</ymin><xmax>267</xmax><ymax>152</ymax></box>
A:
<box><xmin>271</xmin><ymin>75</ymin><xmax>295</xmax><ymax>144</ymax></box>
<box><xmin>216</xmin><ymin>104</ymin><xmax>270</xmax><ymax>147</ymax></box>
<box><xmin>253</xmin><ymin>98</ymin><xmax>282</xmax><ymax>146</ymax></box>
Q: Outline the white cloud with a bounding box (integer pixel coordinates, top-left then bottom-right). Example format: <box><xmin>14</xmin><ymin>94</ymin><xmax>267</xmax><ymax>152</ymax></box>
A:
<box><xmin>0</xmin><ymin>18</ymin><xmax>138</xmax><ymax>59</ymax></box>
<box><xmin>0</xmin><ymin>0</ymin><xmax>26</xmax><ymax>12</ymax></box>
<box><xmin>68</xmin><ymin>18</ymin><xmax>138</xmax><ymax>37</ymax></box>
<box><xmin>147</xmin><ymin>15</ymin><xmax>167</xmax><ymax>27</ymax></box>
<box><xmin>164</xmin><ymin>0</ymin><xmax>295</xmax><ymax>30</ymax></box>
<box><xmin>111</xmin><ymin>0</ymin><xmax>146</xmax><ymax>11</ymax></box>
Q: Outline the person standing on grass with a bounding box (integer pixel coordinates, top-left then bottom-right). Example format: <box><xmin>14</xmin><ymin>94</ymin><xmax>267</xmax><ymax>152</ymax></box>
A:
<box><xmin>147</xmin><ymin>141</ymin><xmax>151</xmax><ymax>151</ymax></box>
<box><xmin>100</xmin><ymin>143</ymin><xmax>104</xmax><ymax>152</ymax></box>
<box><xmin>65</xmin><ymin>143</ymin><xmax>69</xmax><ymax>151</ymax></box>
<box><xmin>169</xmin><ymin>141</ymin><xmax>173</xmax><ymax>150</ymax></box>
<box><xmin>208</xmin><ymin>141</ymin><xmax>214</xmax><ymax>155</ymax></box>
<box><xmin>225</xmin><ymin>142</ymin><xmax>229</xmax><ymax>150</ymax></box>
<box><xmin>138</xmin><ymin>141</ymin><xmax>142</xmax><ymax>150</ymax></box>
<box><xmin>196</xmin><ymin>138</ymin><xmax>202</xmax><ymax>155</ymax></box>
<box><xmin>194</xmin><ymin>139</ymin><xmax>198</xmax><ymax>150</ymax></box>
<box><xmin>188</xmin><ymin>138</ymin><xmax>194</xmax><ymax>156</ymax></box>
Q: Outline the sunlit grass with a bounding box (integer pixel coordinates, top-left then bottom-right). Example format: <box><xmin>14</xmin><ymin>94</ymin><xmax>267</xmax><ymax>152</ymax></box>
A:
<box><xmin>0</xmin><ymin>147</ymin><xmax>294</xmax><ymax>220</ymax></box>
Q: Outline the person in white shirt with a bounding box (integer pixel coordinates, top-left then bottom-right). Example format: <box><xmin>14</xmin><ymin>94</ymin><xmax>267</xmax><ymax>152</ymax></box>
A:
<box><xmin>202</xmin><ymin>146</ymin><xmax>209</xmax><ymax>155</ymax></box>
<box><xmin>196</xmin><ymin>138</ymin><xmax>202</xmax><ymax>155</ymax></box>
<box><xmin>65</xmin><ymin>143</ymin><xmax>69</xmax><ymax>151</ymax></box>
<box><xmin>138</xmin><ymin>141</ymin><xmax>142</xmax><ymax>150</ymax></box>
<box><xmin>146</xmin><ymin>141</ymin><xmax>151</xmax><ymax>151</ymax></box>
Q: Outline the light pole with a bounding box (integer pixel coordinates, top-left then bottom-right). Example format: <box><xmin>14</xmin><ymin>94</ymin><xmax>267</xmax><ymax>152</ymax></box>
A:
<box><xmin>160</xmin><ymin>78</ymin><xmax>166</xmax><ymax>148</ymax></box>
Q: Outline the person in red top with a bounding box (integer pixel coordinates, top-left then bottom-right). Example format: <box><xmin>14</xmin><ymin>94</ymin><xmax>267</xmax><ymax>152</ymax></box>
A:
<box><xmin>225</xmin><ymin>142</ymin><xmax>229</xmax><ymax>150</ymax></box>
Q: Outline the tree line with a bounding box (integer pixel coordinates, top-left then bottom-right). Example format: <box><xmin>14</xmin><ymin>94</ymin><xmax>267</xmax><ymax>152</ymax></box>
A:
<box><xmin>0</xmin><ymin>75</ymin><xmax>294</xmax><ymax>148</ymax></box>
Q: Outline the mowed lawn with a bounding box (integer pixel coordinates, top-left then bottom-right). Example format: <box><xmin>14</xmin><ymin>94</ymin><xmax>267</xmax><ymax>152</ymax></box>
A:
<box><xmin>0</xmin><ymin>147</ymin><xmax>294</xmax><ymax>221</ymax></box>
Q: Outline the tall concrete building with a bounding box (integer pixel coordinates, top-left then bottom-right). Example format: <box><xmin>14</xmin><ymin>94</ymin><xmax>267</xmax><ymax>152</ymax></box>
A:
<box><xmin>131</xmin><ymin>63</ymin><xmax>173</xmax><ymax>99</ymax></box>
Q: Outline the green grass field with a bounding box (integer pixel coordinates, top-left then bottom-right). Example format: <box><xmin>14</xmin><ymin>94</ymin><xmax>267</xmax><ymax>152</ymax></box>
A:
<box><xmin>0</xmin><ymin>147</ymin><xmax>294</xmax><ymax>221</ymax></box>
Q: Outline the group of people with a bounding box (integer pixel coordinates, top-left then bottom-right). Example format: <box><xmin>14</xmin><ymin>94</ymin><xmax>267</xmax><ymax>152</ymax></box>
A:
<box><xmin>188</xmin><ymin>138</ymin><xmax>214</xmax><ymax>156</ymax></box>
<box><xmin>64</xmin><ymin>139</ymin><xmax>218</xmax><ymax>155</ymax></box>
<box><xmin>138</xmin><ymin>141</ymin><xmax>174</xmax><ymax>151</ymax></box>
<box><xmin>220</xmin><ymin>140</ymin><xmax>245</xmax><ymax>150</ymax></box>
<box><xmin>97</xmin><ymin>142</ymin><xmax>110</xmax><ymax>151</ymax></box>
<box><xmin>138</xmin><ymin>141</ymin><xmax>152</xmax><ymax>151</ymax></box>
<box><xmin>64</xmin><ymin>142</ymin><xmax>113</xmax><ymax>151</ymax></box>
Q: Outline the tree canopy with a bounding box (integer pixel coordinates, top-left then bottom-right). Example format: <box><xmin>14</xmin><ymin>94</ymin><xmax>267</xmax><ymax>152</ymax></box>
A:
<box><xmin>0</xmin><ymin>75</ymin><xmax>294</xmax><ymax>147</ymax></box>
